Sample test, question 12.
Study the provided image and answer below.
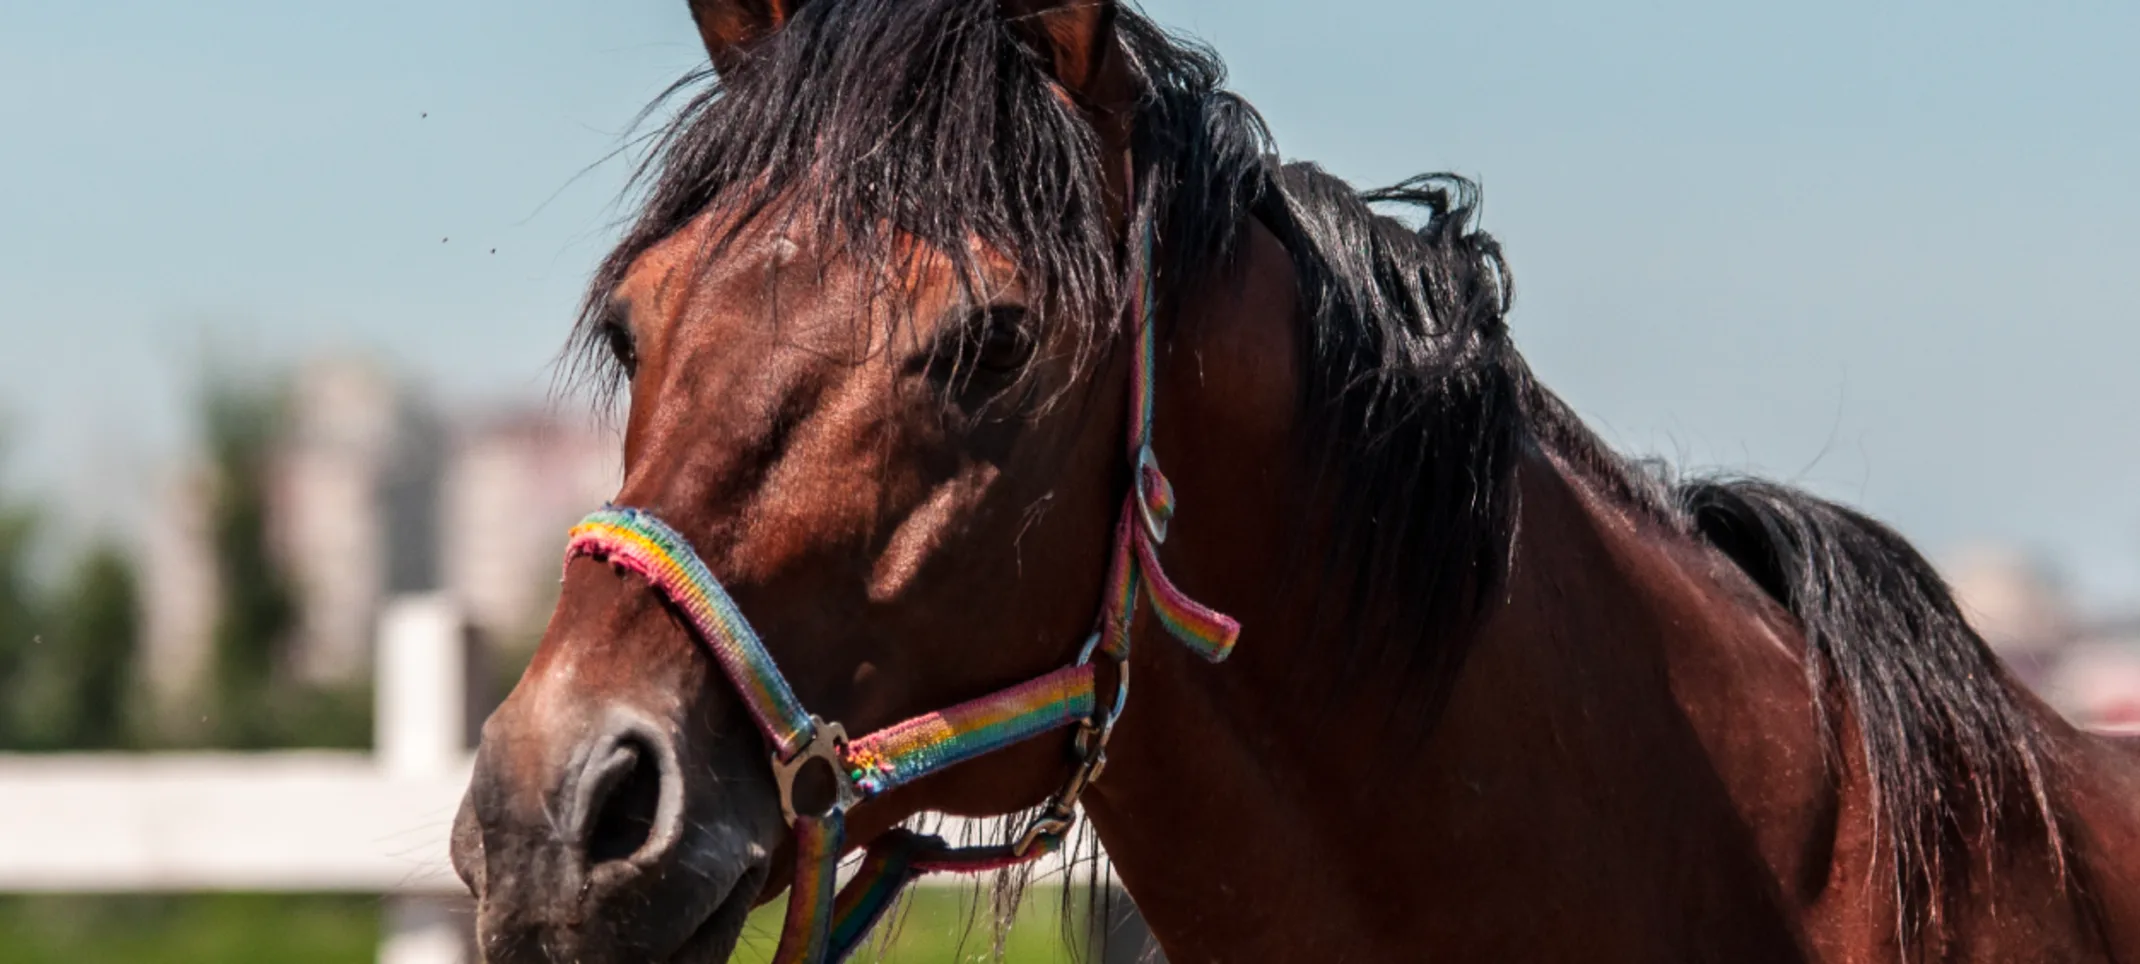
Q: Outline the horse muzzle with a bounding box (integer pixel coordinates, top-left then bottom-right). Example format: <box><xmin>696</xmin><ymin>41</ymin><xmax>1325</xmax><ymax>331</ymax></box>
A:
<box><xmin>453</xmin><ymin>670</ymin><xmax>782</xmax><ymax>963</ymax></box>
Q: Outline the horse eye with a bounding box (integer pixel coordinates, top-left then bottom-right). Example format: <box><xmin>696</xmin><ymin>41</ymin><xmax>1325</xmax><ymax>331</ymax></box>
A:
<box><xmin>921</xmin><ymin>304</ymin><xmax>1035</xmax><ymax>408</ymax></box>
<box><xmin>968</xmin><ymin>306</ymin><xmax>1034</xmax><ymax>376</ymax></box>
<box><xmin>602</xmin><ymin>320</ymin><xmax>639</xmax><ymax>377</ymax></box>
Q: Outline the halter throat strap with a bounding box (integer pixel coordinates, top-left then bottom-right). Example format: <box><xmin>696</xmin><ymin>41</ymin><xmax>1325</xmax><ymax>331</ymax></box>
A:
<box><xmin>562</xmin><ymin>222</ymin><xmax>1238</xmax><ymax>964</ymax></box>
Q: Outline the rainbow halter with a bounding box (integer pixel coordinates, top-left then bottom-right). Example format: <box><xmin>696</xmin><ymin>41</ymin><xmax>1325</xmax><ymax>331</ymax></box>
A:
<box><xmin>563</xmin><ymin>226</ymin><xmax>1238</xmax><ymax>964</ymax></box>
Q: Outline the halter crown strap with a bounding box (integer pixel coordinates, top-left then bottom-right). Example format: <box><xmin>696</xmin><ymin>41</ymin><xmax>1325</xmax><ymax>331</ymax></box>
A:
<box><xmin>560</xmin><ymin>219</ymin><xmax>1237</xmax><ymax>964</ymax></box>
<box><xmin>1104</xmin><ymin>224</ymin><xmax>1242</xmax><ymax>663</ymax></box>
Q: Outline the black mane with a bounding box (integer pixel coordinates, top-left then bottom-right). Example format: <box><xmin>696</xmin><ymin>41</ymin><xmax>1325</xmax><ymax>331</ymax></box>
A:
<box><xmin>582</xmin><ymin>0</ymin><xmax>2061</xmax><ymax>951</ymax></box>
<box><xmin>1251</xmin><ymin>163</ymin><xmax>1529</xmax><ymax>715</ymax></box>
<box><xmin>1675</xmin><ymin>478</ymin><xmax>2063</xmax><ymax>948</ymax></box>
<box><xmin>577</xmin><ymin>0</ymin><xmax>1209</xmax><ymax>396</ymax></box>
<box><xmin>575</xmin><ymin>0</ymin><xmax>1524</xmax><ymax>710</ymax></box>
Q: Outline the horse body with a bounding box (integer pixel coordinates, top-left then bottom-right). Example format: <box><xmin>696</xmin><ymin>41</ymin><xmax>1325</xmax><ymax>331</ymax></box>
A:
<box><xmin>1077</xmin><ymin>215</ymin><xmax>2138</xmax><ymax>961</ymax></box>
<box><xmin>452</xmin><ymin>2</ymin><xmax>2140</xmax><ymax>960</ymax></box>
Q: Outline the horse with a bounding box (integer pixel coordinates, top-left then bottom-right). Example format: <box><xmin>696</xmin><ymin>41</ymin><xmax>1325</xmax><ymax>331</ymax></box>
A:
<box><xmin>450</xmin><ymin>1</ymin><xmax>2140</xmax><ymax>961</ymax></box>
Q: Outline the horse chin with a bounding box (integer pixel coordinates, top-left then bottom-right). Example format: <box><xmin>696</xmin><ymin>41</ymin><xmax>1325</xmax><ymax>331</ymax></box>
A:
<box><xmin>460</xmin><ymin>794</ymin><xmax>777</xmax><ymax>964</ymax></box>
<box><xmin>664</xmin><ymin>861</ymin><xmax>769</xmax><ymax>964</ymax></box>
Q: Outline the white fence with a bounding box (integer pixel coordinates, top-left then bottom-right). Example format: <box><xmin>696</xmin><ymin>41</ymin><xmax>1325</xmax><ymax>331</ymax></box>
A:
<box><xmin>0</xmin><ymin>595</ymin><xmax>1123</xmax><ymax>964</ymax></box>
<box><xmin>0</xmin><ymin>595</ymin><xmax>476</xmax><ymax>963</ymax></box>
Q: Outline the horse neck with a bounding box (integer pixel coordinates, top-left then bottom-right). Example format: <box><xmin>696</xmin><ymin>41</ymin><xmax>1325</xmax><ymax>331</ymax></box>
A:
<box><xmin>1080</xmin><ymin>226</ymin><xmax>1847</xmax><ymax>961</ymax></box>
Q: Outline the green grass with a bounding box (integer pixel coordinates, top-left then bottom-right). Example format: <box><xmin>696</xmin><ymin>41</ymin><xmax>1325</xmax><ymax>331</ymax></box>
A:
<box><xmin>0</xmin><ymin>894</ymin><xmax>378</xmax><ymax>964</ymax></box>
<box><xmin>0</xmin><ymin>887</ymin><xmax>1092</xmax><ymax>964</ymax></box>
<box><xmin>734</xmin><ymin>886</ymin><xmax>1083</xmax><ymax>964</ymax></box>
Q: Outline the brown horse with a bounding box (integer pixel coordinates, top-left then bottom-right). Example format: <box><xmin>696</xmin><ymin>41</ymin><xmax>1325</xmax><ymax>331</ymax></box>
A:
<box><xmin>450</xmin><ymin>1</ymin><xmax>2140</xmax><ymax>961</ymax></box>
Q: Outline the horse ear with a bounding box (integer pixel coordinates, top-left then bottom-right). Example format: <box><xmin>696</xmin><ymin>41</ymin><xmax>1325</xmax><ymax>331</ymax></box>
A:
<box><xmin>687</xmin><ymin>0</ymin><xmax>800</xmax><ymax>75</ymax></box>
<box><xmin>1005</xmin><ymin>0</ymin><xmax>1138</xmax><ymax>128</ymax></box>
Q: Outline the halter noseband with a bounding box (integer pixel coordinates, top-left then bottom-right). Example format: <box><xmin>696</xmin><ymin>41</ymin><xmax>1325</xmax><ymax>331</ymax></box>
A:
<box><xmin>563</xmin><ymin>225</ymin><xmax>1238</xmax><ymax>964</ymax></box>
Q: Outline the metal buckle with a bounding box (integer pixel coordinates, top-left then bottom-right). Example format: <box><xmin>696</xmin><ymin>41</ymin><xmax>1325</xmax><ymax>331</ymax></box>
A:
<box><xmin>1067</xmin><ymin>721</ymin><xmax>1112</xmax><ymax>790</ymax></box>
<box><xmin>1133</xmin><ymin>444</ymin><xmax>1170</xmax><ymax>545</ymax></box>
<box><xmin>1012</xmin><ymin>760</ymin><xmax>1098</xmax><ymax>858</ymax></box>
<box><xmin>773</xmin><ymin>717</ymin><xmax>860</xmax><ymax>826</ymax></box>
<box><xmin>1011</xmin><ymin>699</ymin><xmax>1119</xmax><ymax>857</ymax></box>
<box><xmin>1012</xmin><ymin>805</ymin><xmax>1077</xmax><ymax>857</ymax></box>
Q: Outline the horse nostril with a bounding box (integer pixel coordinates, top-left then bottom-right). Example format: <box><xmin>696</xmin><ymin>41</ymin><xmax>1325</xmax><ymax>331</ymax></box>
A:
<box><xmin>579</xmin><ymin>731</ymin><xmax>672</xmax><ymax>867</ymax></box>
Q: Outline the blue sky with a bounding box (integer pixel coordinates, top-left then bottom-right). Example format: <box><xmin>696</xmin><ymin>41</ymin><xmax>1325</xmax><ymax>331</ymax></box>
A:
<box><xmin>2</xmin><ymin>1</ymin><xmax>2136</xmax><ymax>603</ymax></box>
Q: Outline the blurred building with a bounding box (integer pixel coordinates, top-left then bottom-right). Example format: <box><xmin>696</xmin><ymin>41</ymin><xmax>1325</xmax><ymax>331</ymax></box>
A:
<box><xmin>139</xmin><ymin>464</ymin><xmax>220</xmax><ymax>714</ymax></box>
<box><xmin>269</xmin><ymin>358</ymin><xmax>434</xmax><ymax>684</ymax></box>
<box><xmin>1944</xmin><ymin>543</ymin><xmax>2140</xmax><ymax>729</ymax></box>
<box><xmin>137</xmin><ymin>354</ymin><xmax>618</xmax><ymax>705</ymax></box>
<box><xmin>440</xmin><ymin>409</ymin><xmax>620</xmax><ymax>646</ymax></box>
<box><xmin>2043</xmin><ymin>632</ymin><xmax>2140</xmax><ymax>731</ymax></box>
<box><xmin>1944</xmin><ymin>546</ymin><xmax>2078</xmax><ymax>690</ymax></box>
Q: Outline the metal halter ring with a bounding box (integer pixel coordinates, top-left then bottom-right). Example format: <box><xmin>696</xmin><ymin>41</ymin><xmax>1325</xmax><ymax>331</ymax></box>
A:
<box><xmin>773</xmin><ymin>717</ymin><xmax>860</xmax><ymax>826</ymax></box>
<box><xmin>1133</xmin><ymin>444</ymin><xmax>1171</xmax><ymax>544</ymax></box>
<box><xmin>1073</xmin><ymin>633</ymin><xmax>1130</xmax><ymax>745</ymax></box>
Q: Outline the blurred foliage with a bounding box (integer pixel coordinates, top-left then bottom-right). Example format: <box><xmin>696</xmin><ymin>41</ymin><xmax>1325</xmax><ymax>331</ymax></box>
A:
<box><xmin>0</xmin><ymin>369</ymin><xmax>374</xmax><ymax>752</ymax></box>
<box><xmin>193</xmin><ymin>375</ymin><xmax>369</xmax><ymax>749</ymax></box>
<box><xmin>10</xmin><ymin>544</ymin><xmax>139</xmax><ymax>750</ymax></box>
<box><xmin>0</xmin><ymin>459</ymin><xmax>144</xmax><ymax>750</ymax></box>
<box><xmin>199</xmin><ymin>379</ymin><xmax>297</xmax><ymax>747</ymax></box>
<box><xmin>0</xmin><ymin>503</ymin><xmax>41</xmax><ymax>746</ymax></box>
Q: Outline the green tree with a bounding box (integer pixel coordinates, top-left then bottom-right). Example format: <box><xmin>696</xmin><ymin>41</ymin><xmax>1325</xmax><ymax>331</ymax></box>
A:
<box><xmin>192</xmin><ymin>374</ymin><xmax>370</xmax><ymax>750</ymax></box>
<box><xmin>0</xmin><ymin>505</ymin><xmax>39</xmax><ymax>748</ymax></box>
<box><xmin>200</xmin><ymin>380</ymin><xmax>297</xmax><ymax>748</ymax></box>
<box><xmin>12</xmin><ymin>545</ymin><xmax>141</xmax><ymax>750</ymax></box>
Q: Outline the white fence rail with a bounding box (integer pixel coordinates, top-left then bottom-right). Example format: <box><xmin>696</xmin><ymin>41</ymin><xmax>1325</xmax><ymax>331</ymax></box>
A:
<box><xmin>0</xmin><ymin>595</ymin><xmax>476</xmax><ymax>963</ymax></box>
<box><xmin>0</xmin><ymin>594</ymin><xmax>1122</xmax><ymax>964</ymax></box>
<box><xmin>0</xmin><ymin>752</ymin><xmax>468</xmax><ymax>894</ymax></box>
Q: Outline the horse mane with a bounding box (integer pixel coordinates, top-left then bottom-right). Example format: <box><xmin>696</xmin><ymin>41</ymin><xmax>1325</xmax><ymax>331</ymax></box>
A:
<box><xmin>580</xmin><ymin>0</ymin><xmax>2062</xmax><ymax>951</ymax></box>
<box><xmin>1268</xmin><ymin>142</ymin><xmax>2066</xmax><ymax>952</ymax></box>
<box><xmin>1275</xmin><ymin>159</ymin><xmax>2066</xmax><ymax>945</ymax></box>
<box><xmin>1270</xmin><ymin>153</ymin><xmax>2066</xmax><ymax>947</ymax></box>
<box><xmin>1249</xmin><ymin>162</ymin><xmax>1530</xmax><ymax>717</ymax></box>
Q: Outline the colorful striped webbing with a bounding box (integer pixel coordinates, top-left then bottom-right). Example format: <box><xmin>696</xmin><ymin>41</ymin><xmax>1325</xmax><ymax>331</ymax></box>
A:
<box><xmin>1111</xmin><ymin>225</ymin><xmax>1242</xmax><ymax>664</ymax></box>
<box><xmin>565</xmin><ymin>507</ymin><xmax>815</xmax><ymax>756</ymax></box>
<box><xmin>844</xmin><ymin>663</ymin><xmax>1097</xmax><ymax>796</ymax></box>
<box><xmin>795</xmin><ymin>826</ymin><xmax>1064</xmax><ymax>964</ymax></box>
<box><xmin>858</xmin><ymin>833</ymin><xmax>1057</xmax><ymax>955</ymax></box>
<box><xmin>770</xmin><ymin>813</ymin><xmax>842</xmax><ymax>964</ymax></box>
<box><xmin>566</xmin><ymin>508</ymin><xmax>1099</xmax><ymax>792</ymax></box>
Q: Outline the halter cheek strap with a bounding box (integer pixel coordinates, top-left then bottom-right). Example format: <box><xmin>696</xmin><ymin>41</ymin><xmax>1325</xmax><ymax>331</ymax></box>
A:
<box><xmin>562</xmin><ymin>223</ymin><xmax>1237</xmax><ymax>964</ymax></box>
